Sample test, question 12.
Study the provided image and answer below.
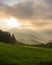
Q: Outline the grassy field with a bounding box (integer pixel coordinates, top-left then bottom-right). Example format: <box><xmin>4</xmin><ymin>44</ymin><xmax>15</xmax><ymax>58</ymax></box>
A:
<box><xmin>0</xmin><ymin>42</ymin><xmax>52</xmax><ymax>65</ymax></box>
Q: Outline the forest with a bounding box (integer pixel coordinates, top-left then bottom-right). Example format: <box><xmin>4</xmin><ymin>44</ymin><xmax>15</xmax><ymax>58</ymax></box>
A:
<box><xmin>0</xmin><ymin>30</ymin><xmax>52</xmax><ymax>48</ymax></box>
<box><xmin>0</xmin><ymin>30</ymin><xmax>16</xmax><ymax>44</ymax></box>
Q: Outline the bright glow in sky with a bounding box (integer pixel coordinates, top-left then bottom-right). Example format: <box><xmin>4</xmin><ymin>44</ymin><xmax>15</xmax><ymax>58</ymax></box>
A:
<box><xmin>5</xmin><ymin>17</ymin><xmax>22</xmax><ymax>28</ymax></box>
<box><xmin>0</xmin><ymin>0</ymin><xmax>52</xmax><ymax>42</ymax></box>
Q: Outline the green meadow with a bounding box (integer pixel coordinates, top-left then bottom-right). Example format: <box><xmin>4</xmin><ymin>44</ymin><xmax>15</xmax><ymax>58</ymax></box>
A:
<box><xmin>0</xmin><ymin>42</ymin><xmax>52</xmax><ymax>65</ymax></box>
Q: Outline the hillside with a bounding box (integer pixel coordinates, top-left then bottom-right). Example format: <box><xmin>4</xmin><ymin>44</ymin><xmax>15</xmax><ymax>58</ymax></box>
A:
<box><xmin>0</xmin><ymin>42</ymin><xmax>52</xmax><ymax>65</ymax></box>
<box><xmin>8</xmin><ymin>28</ymin><xmax>41</xmax><ymax>45</ymax></box>
<box><xmin>8</xmin><ymin>28</ymin><xmax>52</xmax><ymax>45</ymax></box>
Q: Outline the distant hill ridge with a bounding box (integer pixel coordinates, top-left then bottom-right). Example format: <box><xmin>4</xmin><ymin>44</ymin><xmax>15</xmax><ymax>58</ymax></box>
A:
<box><xmin>8</xmin><ymin>28</ymin><xmax>41</xmax><ymax>45</ymax></box>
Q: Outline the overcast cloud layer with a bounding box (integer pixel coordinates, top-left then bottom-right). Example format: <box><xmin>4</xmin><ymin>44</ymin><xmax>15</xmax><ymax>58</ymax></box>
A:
<box><xmin>0</xmin><ymin>0</ymin><xmax>52</xmax><ymax>41</ymax></box>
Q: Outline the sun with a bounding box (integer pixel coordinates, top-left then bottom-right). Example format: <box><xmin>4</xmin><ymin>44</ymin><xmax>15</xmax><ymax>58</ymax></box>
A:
<box><xmin>6</xmin><ymin>17</ymin><xmax>21</xmax><ymax>28</ymax></box>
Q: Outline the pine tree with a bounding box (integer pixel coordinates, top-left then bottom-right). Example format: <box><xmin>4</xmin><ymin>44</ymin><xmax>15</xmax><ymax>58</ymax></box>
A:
<box><xmin>0</xmin><ymin>30</ymin><xmax>16</xmax><ymax>44</ymax></box>
<box><xmin>11</xmin><ymin>34</ymin><xmax>16</xmax><ymax>44</ymax></box>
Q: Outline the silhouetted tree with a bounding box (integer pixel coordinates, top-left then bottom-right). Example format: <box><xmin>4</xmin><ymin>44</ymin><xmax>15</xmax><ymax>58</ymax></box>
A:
<box><xmin>0</xmin><ymin>30</ymin><xmax>16</xmax><ymax>44</ymax></box>
<box><xmin>11</xmin><ymin>34</ymin><xmax>16</xmax><ymax>44</ymax></box>
<box><xmin>46</xmin><ymin>40</ymin><xmax>52</xmax><ymax>48</ymax></box>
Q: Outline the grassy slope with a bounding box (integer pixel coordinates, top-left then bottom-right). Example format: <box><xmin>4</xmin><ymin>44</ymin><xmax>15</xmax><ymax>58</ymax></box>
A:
<box><xmin>0</xmin><ymin>42</ymin><xmax>52</xmax><ymax>65</ymax></box>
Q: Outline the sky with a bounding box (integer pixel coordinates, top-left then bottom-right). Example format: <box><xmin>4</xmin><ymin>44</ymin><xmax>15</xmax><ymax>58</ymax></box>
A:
<box><xmin>0</xmin><ymin>0</ymin><xmax>52</xmax><ymax>42</ymax></box>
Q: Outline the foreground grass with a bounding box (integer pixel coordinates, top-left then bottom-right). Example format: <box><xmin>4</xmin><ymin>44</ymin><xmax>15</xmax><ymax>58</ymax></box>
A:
<box><xmin>0</xmin><ymin>42</ymin><xmax>52</xmax><ymax>65</ymax></box>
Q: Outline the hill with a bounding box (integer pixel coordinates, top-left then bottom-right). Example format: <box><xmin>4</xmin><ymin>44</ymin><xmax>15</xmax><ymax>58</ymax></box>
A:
<box><xmin>0</xmin><ymin>42</ymin><xmax>52</xmax><ymax>65</ymax></box>
<box><xmin>8</xmin><ymin>28</ymin><xmax>52</xmax><ymax>45</ymax></box>
<box><xmin>8</xmin><ymin>28</ymin><xmax>41</xmax><ymax>45</ymax></box>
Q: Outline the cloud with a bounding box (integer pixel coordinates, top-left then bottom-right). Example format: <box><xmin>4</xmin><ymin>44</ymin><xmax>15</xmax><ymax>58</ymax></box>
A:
<box><xmin>4</xmin><ymin>0</ymin><xmax>35</xmax><ymax>20</ymax></box>
<box><xmin>44</xmin><ymin>0</ymin><xmax>52</xmax><ymax>4</ymax></box>
<box><xmin>0</xmin><ymin>0</ymin><xmax>52</xmax><ymax>42</ymax></box>
<box><xmin>0</xmin><ymin>0</ymin><xmax>52</xmax><ymax>30</ymax></box>
<box><xmin>7</xmin><ymin>0</ymin><xmax>52</xmax><ymax>20</ymax></box>
<box><xmin>0</xmin><ymin>0</ymin><xmax>4</xmax><ymax>2</ymax></box>
<box><xmin>0</xmin><ymin>19</ymin><xmax>7</xmax><ymax>29</ymax></box>
<box><xmin>0</xmin><ymin>0</ymin><xmax>52</xmax><ymax>19</ymax></box>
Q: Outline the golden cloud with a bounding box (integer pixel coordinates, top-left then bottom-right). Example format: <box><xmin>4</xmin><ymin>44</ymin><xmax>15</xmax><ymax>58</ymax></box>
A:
<box><xmin>0</xmin><ymin>0</ymin><xmax>52</xmax><ymax>30</ymax></box>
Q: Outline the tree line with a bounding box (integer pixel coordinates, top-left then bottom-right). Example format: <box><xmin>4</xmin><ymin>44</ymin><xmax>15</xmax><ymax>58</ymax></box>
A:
<box><xmin>30</xmin><ymin>41</ymin><xmax>52</xmax><ymax>48</ymax></box>
<box><xmin>0</xmin><ymin>30</ymin><xmax>16</xmax><ymax>44</ymax></box>
<box><xmin>0</xmin><ymin>30</ymin><xmax>52</xmax><ymax>48</ymax></box>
